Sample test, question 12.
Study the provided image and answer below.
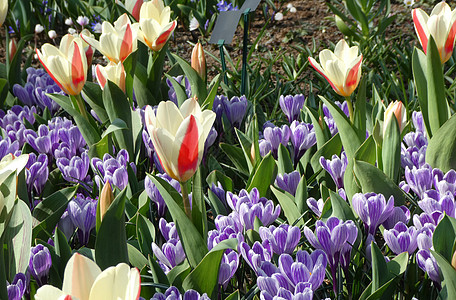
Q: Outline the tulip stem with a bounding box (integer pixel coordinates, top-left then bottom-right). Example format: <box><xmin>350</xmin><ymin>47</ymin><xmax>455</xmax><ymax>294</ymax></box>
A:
<box><xmin>74</xmin><ymin>93</ymin><xmax>89</xmax><ymax>121</ymax></box>
<box><xmin>345</xmin><ymin>96</ymin><xmax>354</xmax><ymax>123</ymax></box>
<box><xmin>181</xmin><ymin>182</ymin><xmax>192</xmax><ymax>220</ymax></box>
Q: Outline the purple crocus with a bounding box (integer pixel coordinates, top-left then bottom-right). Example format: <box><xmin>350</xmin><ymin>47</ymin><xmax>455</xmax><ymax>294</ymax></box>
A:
<box><xmin>7</xmin><ymin>273</ymin><xmax>27</xmax><ymax>300</ymax></box>
<box><xmin>218</xmin><ymin>249</ymin><xmax>239</xmax><ymax>289</ymax></box>
<box><xmin>58</xmin><ymin>210</ymin><xmax>76</xmax><ymax>241</ymax></box>
<box><xmin>239</xmin><ymin>241</ymin><xmax>272</xmax><ymax>274</ymax></box>
<box><xmin>383</xmin><ymin>222</ymin><xmax>418</xmax><ymax>255</ymax></box>
<box><xmin>159</xmin><ymin>218</ymin><xmax>179</xmax><ymax>241</ymax></box>
<box><xmin>260</xmin><ymin>125</ymin><xmax>291</xmax><ymax>158</ymax></box>
<box><xmin>25</xmin><ymin>153</ymin><xmax>49</xmax><ymax>195</ymax></box>
<box><xmin>0</xmin><ymin>105</ymin><xmax>36</xmax><ymax>129</ymax></box>
<box><xmin>210</xmin><ymin>182</ymin><xmax>227</xmax><ymax>208</ymax></box>
<box><xmin>152</xmin><ymin>239</ymin><xmax>186</xmax><ymax>273</ymax></box>
<box><xmin>145</xmin><ymin>173</ymin><xmax>181</xmax><ymax>217</ymax></box>
<box><xmin>433</xmin><ymin>168</ymin><xmax>456</xmax><ymax>196</ymax></box>
<box><xmin>260</xmin><ymin>282</ymin><xmax>314</xmax><ymax>300</ymax></box>
<box><xmin>320</xmin><ymin>152</ymin><xmax>348</xmax><ymax>190</ymax></box>
<box><xmin>279</xmin><ymin>94</ymin><xmax>305</xmax><ymax>123</ymax></box>
<box><xmin>405</xmin><ymin>164</ymin><xmax>433</xmax><ymax>199</ymax></box>
<box><xmin>417</xmin><ymin>249</ymin><xmax>441</xmax><ymax>284</ymax></box>
<box><xmin>151</xmin><ymin>286</ymin><xmax>210</xmax><ymax>300</ymax></box>
<box><xmin>29</xmin><ymin>244</ymin><xmax>52</xmax><ymax>286</ymax></box>
<box><xmin>0</xmin><ymin>136</ymin><xmax>20</xmax><ymax>160</ymax></box>
<box><xmin>290</xmin><ymin>121</ymin><xmax>316</xmax><ymax>163</ymax></box>
<box><xmin>24</xmin><ymin>125</ymin><xmax>56</xmax><ymax>155</ymax></box>
<box><xmin>91</xmin><ymin>149</ymin><xmax>133</xmax><ymax>190</ymax></box>
<box><xmin>303</xmin><ymin>217</ymin><xmax>357</xmax><ymax>292</ymax></box>
<box><xmin>418</xmin><ymin>190</ymin><xmax>455</xmax><ymax>218</ymax></box>
<box><xmin>67</xmin><ymin>194</ymin><xmax>97</xmax><ymax>246</ymax></box>
<box><xmin>401</xmin><ymin>145</ymin><xmax>427</xmax><ymax>170</ymax></box>
<box><xmin>413</xmin><ymin>211</ymin><xmax>441</xmax><ymax>230</ymax></box>
<box><xmin>306</xmin><ymin>197</ymin><xmax>324</xmax><ymax>217</ymax></box>
<box><xmin>382</xmin><ymin>206</ymin><xmax>411</xmax><ymax>230</ymax></box>
<box><xmin>275</xmin><ymin>171</ymin><xmax>301</xmax><ymax>196</ymax></box>
<box><xmin>278</xmin><ymin>250</ymin><xmax>327</xmax><ymax>292</ymax></box>
<box><xmin>208</xmin><ymin>215</ymin><xmax>243</xmax><ymax>250</ymax></box>
<box><xmin>56</xmin><ymin>150</ymin><xmax>91</xmax><ymax>184</ymax></box>
<box><xmin>213</xmin><ymin>95</ymin><xmax>248</xmax><ymax>128</ymax></box>
<box><xmin>259</xmin><ymin>224</ymin><xmax>301</xmax><ymax>255</ymax></box>
<box><xmin>216</xmin><ymin>0</ymin><xmax>239</xmax><ymax>11</ymax></box>
<box><xmin>166</xmin><ymin>75</ymin><xmax>192</xmax><ymax>105</ymax></box>
<box><xmin>352</xmin><ymin>193</ymin><xmax>395</xmax><ymax>235</ymax></box>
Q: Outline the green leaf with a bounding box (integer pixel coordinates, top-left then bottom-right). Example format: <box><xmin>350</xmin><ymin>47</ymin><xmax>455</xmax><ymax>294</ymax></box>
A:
<box><xmin>353</xmin><ymin>160</ymin><xmax>405</xmax><ymax>206</ymax></box>
<box><xmin>294</xmin><ymin>175</ymin><xmax>308</xmax><ymax>214</ymax></box>
<box><xmin>220</xmin><ymin>143</ymin><xmax>249</xmax><ymax>175</ymax></box>
<box><xmin>182</xmin><ymin>239</ymin><xmax>238</xmax><ymax>298</ymax></box>
<box><xmin>148</xmin><ymin>255</ymin><xmax>170</xmax><ymax>292</ymax></box>
<box><xmin>170</xmin><ymin>53</ymin><xmax>207</xmax><ymax>101</ymax></box>
<box><xmin>101</xmin><ymin>118</ymin><xmax>128</xmax><ymax>138</ymax></box>
<box><xmin>192</xmin><ymin>168</ymin><xmax>208</xmax><ymax>242</ymax></box>
<box><xmin>103</xmin><ymin>81</ymin><xmax>134</xmax><ymax>158</ymax></box>
<box><xmin>146</xmin><ymin>45</ymin><xmax>168</xmax><ymax>106</ymax></box>
<box><xmin>32</xmin><ymin>186</ymin><xmax>78</xmax><ymax>240</ymax></box>
<box><xmin>319</xmin><ymin>96</ymin><xmax>362</xmax><ymax>160</ymax></box>
<box><xmin>82</xmin><ymin>82</ymin><xmax>108</xmax><ymax>124</ymax></box>
<box><xmin>164</xmin><ymin>73</ymin><xmax>189</xmax><ymax>107</ymax></box>
<box><xmin>412</xmin><ymin>48</ymin><xmax>431</xmax><ymax>135</ymax></box>
<box><xmin>426</xmin><ymin>36</ymin><xmax>449</xmax><ymax>138</ymax></box>
<box><xmin>432</xmin><ymin>214</ymin><xmax>456</xmax><ymax>262</ymax></box>
<box><xmin>235</xmin><ymin>128</ymin><xmax>255</xmax><ymax>173</ymax></box>
<box><xmin>354</xmin><ymin>136</ymin><xmax>376</xmax><ymax>165</ymax></box>
<box><xmin>271</xmin><ymin>186</ymin><xmax>304</xmax><ymax>227</ymax></box>
<box><xmin>95</xmin><ymin>188</ymin><xmax>129</xmax><ymax>269</ymax></box>
<box><xmin>88</xmin><ymin>135</ymin><xmax>112</xmax><ymax>159</ymax></box>
<box><xmin>148</xmin><ymin>175</ymin><xmax>208</xmax><ymax>268</ymax></box>
<box><xmin>371</xmin><ymin>242</ymin><xmax>388</xmax><ymax>291</ymax></box>
<box><xmin>382</xmin><ymin>116</ymin><xmax>401</xmax><ymax>183</ymax></box>
<box><xmin>304</xmin><ymin>105</ymin><xmax>331</xmax><ymax>148</ymax></box>
<box><xmin>354</xmin><ymin>77</ymin><xmax>367</xmax><ymax>141</ymax></box>
<box><xmin>247</xmin><ymin>152</ymin><xmax>277</xmax><ymax>197</ymax></box>
<box><xmin>431</xmin><ymin>250</ymin><xmax>456</xmax><ymax>299</ymax></box>
<box><xmin>167</xmin><ymin>261</ymin><xmax>191</xmax><ymax>288</ymax></box>
<box><xmin>201</xmin><ymin>74</ymin><xmax>221</xmax><ymax>110</ymax></box>
<box><xmin>206</xmin><ymin>170</ymin><xmax>233</xmax><ymax>192</ymax></box>
<box><xmin>277</xmin><ymin>144</ymin><xmax>294</xmax><ymax>174</ymax></box>
<box><xmin>4</xmin><ymin>200</ymin><xmax>32</xmax><ymax>280</ymax></box>
<box><xmin>426</xmin><ymin>114</ymin><xmax>456</xmax><ymax>173</ymax></box>
<box><xmin>0</xmin><ymin>79</ymin><xmax>8</xmax><ymax>108</ymax></box>
<box><xmin>54</xmin><ymin>228</ymin><xmax>72</xmax><ymax>278</ymax></box>
<box><xmin>225</xmin><ymin>290</ymin><xmax>240</xmax><ymax>300</ymax></box>
<box><xmin>321</xmin><ymin>189</ymin><xmax>356</xmax><ymax>222</ymax></box>
<box><xmin>127</xmin><ymin>243</ymin><xmax>148</xmax><ymax>269</ymax></box>
<box><xmin>137</xmin><ymin>214</ymin><xmax>156</xmax><ymax>259</ymax></box>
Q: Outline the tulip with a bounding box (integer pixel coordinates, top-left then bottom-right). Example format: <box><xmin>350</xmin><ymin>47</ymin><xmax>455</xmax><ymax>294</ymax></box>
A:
<box><xmin>125</xmin><ymin>0</ymin><xmax>143</xmax><ymax>21</ymax></box>
<box><xmin>95</xmin><ymin>62</ymin><xmax>126</xmax><ymax>92</ymax></box>
<box><xmin>137</xmin><ymin>0</ymin><xmax>177</xmax><ymax>51</ymax></box>
<box><xmin>8</xmin><ymin>38</ymin><xmax>17</xmax><ymax>63</ymax></box>
<box><xmin>191</xmin><ymin>42</ymin><xmax>206</xmax><ymax>81</ymax></box>
<box><xmin>412</xmin><ymin>2</ymin><xmax>456</xmax><ymax>64</ymax></box>
<box><xmin>36</xmin><ymin>34</ymin><xmax>88</xmax><ymax>96</ymax></box>
<box><xmin>383</xmin><ymin>100</ymin><xmax>406</xmax><ymax>136</ymax></box>
<box><xmin>99</xmin><ymin>180</ymin><xmax>114</xmax><ymax>220</ymax></box>
<box><xmin>80</xmin><ymin>29</ymin><xmax>95</xmax><ymax>67</ymax></box>
<box><xmin>82</xmin><ymin>13</ymin><xmax>138</xmax><ymax>63</ymax></box>
<box><xmin>0</xmin><ymin>153</ymin><xmax>29</xmax><ymax>186</ymax></box>
<box><xmin>35</xmin><ymin>253</ymin><xmax>140</xmax><ymax>300</ymax></box>
<box><xmin>0</xmin><ymin>0</ymin><xmax>7</xmax><ymax>26</ymax></box>
<box><xmin>144</xmin><ymin>98</ymin><xmax>216</xmax><ymax>183</ymax></box>
<box><xmin>308</xmin><ymin>39</ymin><xmax>363</xmax><ymax>97</ymax></box>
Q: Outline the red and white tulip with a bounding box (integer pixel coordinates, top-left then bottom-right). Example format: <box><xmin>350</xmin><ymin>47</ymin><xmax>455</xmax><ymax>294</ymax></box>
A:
<box><xmin>144</xmin><ymin>98</ymin><xmax>216</xmax><ymax>183</ymax></box>
<box><xmin>36</xmin><ymin>34</ymin><xmax>88</xmax><ymax>96</ymax></box>
<box><xmin>95</xmin><ymin>62</ymin><xmax>126</xmax><ymax>92</ymax></box>
<box><xmin>136</xmin><ymin>0</ymin><xmax>177</xmax><ymax>51</ymax></box>
<box><xmin>125</xmin><ymin>0</ymin><xmax>143</xmax><ymax>21</ymax></box>
<box><xmin>308</xmin><ymin>39</ymin><xmax>363</xmax><ymax>97</ymax></box>
<box><xmin>82</xmin><ymin>13</ymin><xmax>138</xmax><ymax>63</ymax></box>
<box><xmin>383</xmin><ymin>100</ymin><xmax>407</xmax><ymax>136</ymax></box>
<box><xmin>412</xmin><ymin>2</ymin><xmax>456</xmax><ymax>64</ymax></box>
<box><xmin>35</xmin><ymin>253</ymin><xmax>141</xmax><ymax>300</ymax></box>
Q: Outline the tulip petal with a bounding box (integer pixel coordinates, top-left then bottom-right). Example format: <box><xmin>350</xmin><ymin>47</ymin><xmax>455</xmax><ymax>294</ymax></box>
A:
<box><xmin>35</xmin><ymin>285</ymin><xmax>74</xmax><ymax>300</ymax></box>
<box><xmin>62</xmin><ymin>253</ymin><xmax>101</xmax><ymax>299</ymax></box>
<box><xmin>413</xmin><ymin>8</ymin><xmax>430</xmax><ymax>53</ymax></box>
<box><xmin>89</xmin><ymin>263</ymin><xmax>140</xmax><ymax>300</ymax></box>
<box><xmin>176</xmin><ymin>115</ymin><xmax>200</xmax><ymax>182</ymax></box>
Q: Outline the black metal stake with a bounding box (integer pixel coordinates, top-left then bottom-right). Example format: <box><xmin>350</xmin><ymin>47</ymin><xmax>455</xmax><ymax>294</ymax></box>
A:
<box><xmin>241</xmin><ymin>8</ymin><xmax>251</xmax><ymax>96</ymax></box>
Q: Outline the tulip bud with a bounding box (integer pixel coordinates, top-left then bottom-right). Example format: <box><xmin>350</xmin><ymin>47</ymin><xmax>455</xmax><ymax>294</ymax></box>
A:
<box><xmin>100</xmin><ymin>181</ymin><xmax>114</xmax><ymax>220</ymax></box>
<box><xmin>8</xmin><ymin>38</ymin><xmax>17</xmax><ymax>63</ymax></box>
<box><xmin>191</xmin><ymin>42</ymin><xmax>206</xmax><ymax>81</ymax></box>
<box><xmin>383</xmin><ymin>100</ymin><xmax>406</xmax><ymax>136</ymax></box>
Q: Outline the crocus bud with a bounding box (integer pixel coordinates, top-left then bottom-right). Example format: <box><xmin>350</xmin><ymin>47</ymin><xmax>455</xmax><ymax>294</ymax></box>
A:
<box><xmin>95</xmin><ymin>62</ymin><xmax>126</xmax><ymax>92</ymax></box>
<box><xmin>0</xmin><ymin>0</ymin><xmax>7</xmax><ymax>26</ymax></box>
<box><xmin>100</xmin><ymin>180</ymin><xmax>114</xmax><ymax>220</ymax></box>
<box><xmin>191</xmin><ymin>42</ymin><xmax>206</xmax><ymax>81</ymax></box>
<box><xmin>383</xmin><ymin>100</ymin><xmax>406</xmax><ymax>136</ymax></box>
<box><xmin>8</xmin><ymin>38</ymin><xmax>17</xmax><ymax>63</ymax></box>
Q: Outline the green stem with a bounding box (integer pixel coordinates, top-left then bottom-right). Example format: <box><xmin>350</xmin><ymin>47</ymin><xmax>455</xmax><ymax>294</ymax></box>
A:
<box><xmin>180</xmin><ymin>182</ymin><xmax>192</xmax><ymax>220</ymax></box>
<box><xmin>346</xmin><ymin>96</ymin><xmax>354</xmax><ymax>124</ymax></box>
<box><xmin>74</xmin><ymin>93</ymin><xmax>89</xmax><ymax>121</ymax></box>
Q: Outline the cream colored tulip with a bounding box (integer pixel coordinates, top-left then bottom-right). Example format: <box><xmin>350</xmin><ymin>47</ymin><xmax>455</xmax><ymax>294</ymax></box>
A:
<box><xmin>144</xmin><ymin>98</ymin><xmax>216</xmax><ymax>182</ymax></box>
<box><xmin>125</xmin><ymin>0</ymin><xmax>143</xmax><ymax>21</ymax></box>
<box><xmin>383</xmin><ymin>100</ymin><xmax>407</xmax><ymax>136</ymax></box>
<box><xmin>412</xmin><ymin>2</ymin><xmax>456</xmax><ymax>63</ymax></box>
<box><xmin>82</xmin><ymin>13</ymin><xmax>138</xmax><ymax>63</ymax></box>
<box><xmin>308</xmin><ymin>39</ymin><xmax>363</xmax><ymax>97</ymax></box>
<box><xmin>95</xmin><ymin>62</ymin><xmax>126</xmax><ymax>92</ymax></box>
<box><xmin>137</xmin><ymin>0</ymin><xmax>177</xmax><ymax>51</ymax></box>
<box><xmin>0</xmin><ymin>153</ymin><xmax>29</xmax><ymax>215</ymax></box>
<box><xmin>0</xmin><ymin>0</ymin><xmax>7</xmax><ymax>26</ymax></box>
<box><xmin>35</xmin><ymin>253</ymin><xmax>141</xmax><ymax>300</ymax></box>
<box><xmin>36</xmin><ymin>34</ymin><xmax>88</xmax><ymax>95</ymax></box>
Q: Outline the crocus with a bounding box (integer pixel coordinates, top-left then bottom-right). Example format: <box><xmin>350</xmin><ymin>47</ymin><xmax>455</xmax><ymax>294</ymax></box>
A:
<box><xmin>144</xmin><ymin>98</ymin><xmax>216</xmax><ymax>183</ymax></box>
<box><xmin>405</xmin><ymin>164</ymin><xmax>433</xmax><ymax>199</ymax></box>
<box><xmin>308</xmin><ymin>39</ymin><xmax>363</xmax><ymax>97</ymax></box>
<box><xmin>418</xmin><ymin>190</ymin><xmax>455</xmax><ymax>218</ymax></box>
<box><xmin>67</xmin><ymin>194</ymin><xmax>97</xmax><ymax>246</ymax></box>
<box><xmin>36</xmin><ymin>34</ymin><xmax>88</xmax><ymax>95</ymax></box>
<box><xmin>219</xmin><ymin>250</ymin><xmax>239</xmax><ymax>289</ymax></box>
<box><xmin>0</xmin><ymin>0</ymin><xmax>7</xmax><ymax>26</ymax></box>
<box><xmin>29</xmin><ymin>244</ymin><xmax>52</xmax><ymax>286</ymax></box>
<box><xmin>239</xmin><ymin>241</ymin><xmax>272</xmax><ymax>274</ymax></box>
<box><xmin>383</xmin><ymin>100</ymin><xmax>406</xmax><ymax>136</ymax></box>
<box><xmin>7</xmin><ymin>273</ymin><xmax>27</xmax><ymax>300</ymax></box>
<box><xmin>152</xmin><ymin>239</ymin><xmax>186</xmax><ymax>273</ymax></box>
<box><xmin>152</xmin><ymin>287</ymin><xmax>210</xmax><ymax>300</ymax></box>
<box><xmin>417</xmin><ymin>249</ymin><xmax>441</xmax><ymax>284</ymax></box>
<box><xmin>275</xmin><ymin>171</ymin><xmax>301</xmax><ymax>196</ymax></box>
<box><xmin>191</xmin><ymin>42</ymin><xmax>206</xmax><ymax>81</ymax></box>
<box><xmin>279</xmin><ymin>94</ymin><xmax>305</xmax><ymax>123</ymax></box>
<box><xmin>35</xmin><ymin>253</ymin><xmax>140</xmax><ymax>300</ymax></box>
<box><xmin>95</xmin><ymin>62</ymin><xmax>126</xmax><ymax>92</ymax></box>
<box><xmin>259</xmin><ymin>224</ymin><xmax>301</xmax><ymax>255</ymax></box>
<box><xmin>212</xmin><ymin>95</ymin><xmax>248</xmax><ymax>128</ymax></box>
<box><xmin>319</xmin><ymin>152</ymin><xmax>348</xmax><ymax>190</ymax></box>
<box><xmin>383</xmin><ymin>222</ymin><xmax>418</xmax><ymax>255</ymax></box>
<box><xmin>136</xmin><ymin>0</ymin><xmax>177</xmax><ymax>51</ymax></box>
<box><xmin>352</xmin><ymin>192</ymin><xmax>395</xmax><ymax>235</ymax></box>
<box><xmin>412</xmin><ymin>2</ymin><xmax>456</xmax><ymax>63</ymax></box>
<box><xmin>82</xmin><ymin>13</ymin><xmax>137</xmax><ymax>63</ymax></box>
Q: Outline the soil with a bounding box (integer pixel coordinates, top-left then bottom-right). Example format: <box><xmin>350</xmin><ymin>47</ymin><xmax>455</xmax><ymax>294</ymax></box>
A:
<box><xmin>0</xmin><ymin>0</ymin><xmax>419</xmax><ymax>89</ymax></box>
